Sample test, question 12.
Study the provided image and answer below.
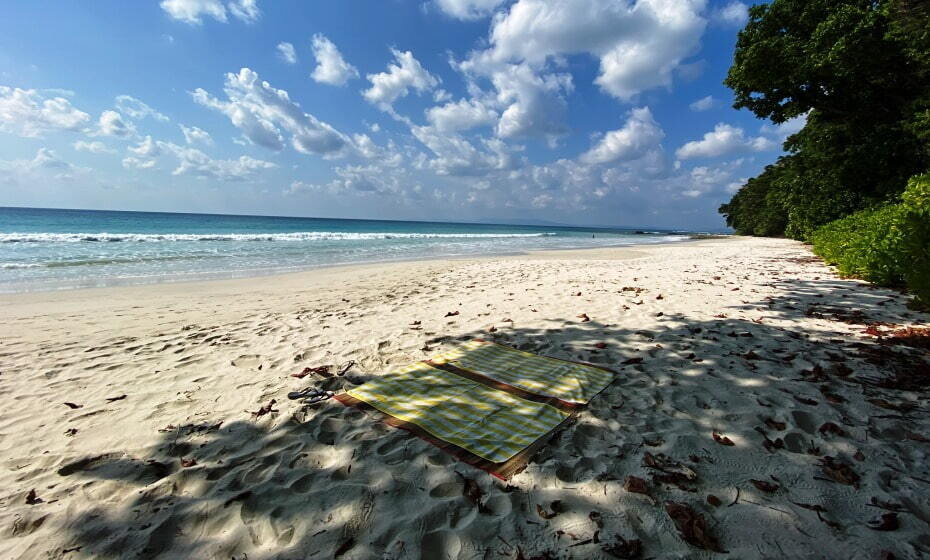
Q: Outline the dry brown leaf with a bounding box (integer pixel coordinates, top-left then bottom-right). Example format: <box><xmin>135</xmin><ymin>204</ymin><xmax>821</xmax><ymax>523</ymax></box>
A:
<box><xmin>664</xmin><ymin>502</ymin><xmax>725</xmax><ymax>553</ymax></box>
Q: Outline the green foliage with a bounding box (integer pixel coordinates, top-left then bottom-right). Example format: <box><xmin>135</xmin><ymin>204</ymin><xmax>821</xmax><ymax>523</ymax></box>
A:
<box><xmin>812</xmin><ymin>173</ymin><xmax>930</xmax><ymax>304</ymax></box>
<box><xmin>719</xmin><ymin>0</ymin><xmax>930</xmax><ymax>240</ymax></box>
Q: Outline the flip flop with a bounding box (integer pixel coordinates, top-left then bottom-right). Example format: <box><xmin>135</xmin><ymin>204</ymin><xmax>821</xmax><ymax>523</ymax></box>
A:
<box><xmin>288</xmin><ymin>387</ymin><xmax>323</xmax><ymax>400</ymax></box>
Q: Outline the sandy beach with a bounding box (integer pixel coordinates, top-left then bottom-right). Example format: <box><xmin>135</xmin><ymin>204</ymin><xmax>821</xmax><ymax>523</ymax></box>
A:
<box><xmin>1</xmin><ymin>236</ymin><xmax>928</xmax><ymax>559</ymax></box>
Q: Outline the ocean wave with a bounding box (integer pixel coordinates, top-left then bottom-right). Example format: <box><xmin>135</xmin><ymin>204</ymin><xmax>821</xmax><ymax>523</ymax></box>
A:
<box><xmin>0</xmin><ymin>262</ymin><xmax>44</xmax><ymax>269</ymax></box>
<box><xmin>0</xmin><ymin>231</ymin><xmax>557</xmax><ymax>243</ymax></box>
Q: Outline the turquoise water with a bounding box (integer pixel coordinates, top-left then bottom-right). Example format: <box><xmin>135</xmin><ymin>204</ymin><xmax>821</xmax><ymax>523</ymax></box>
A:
<box><xmin>0</xmin><ymin>207</ymin><xmax>694</xmax><ymax>292</ymax></box>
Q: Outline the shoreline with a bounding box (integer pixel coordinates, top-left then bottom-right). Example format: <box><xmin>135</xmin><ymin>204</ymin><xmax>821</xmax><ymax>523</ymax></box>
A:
<box><xmin>0</xmin><ymin>236</ymin><xmax>717</xmax><ymax>301</ymax></box>
<box><xmin>2</xmin><ymin>236</ymin><xmax>927</xmax><ymax>559</ymax></box>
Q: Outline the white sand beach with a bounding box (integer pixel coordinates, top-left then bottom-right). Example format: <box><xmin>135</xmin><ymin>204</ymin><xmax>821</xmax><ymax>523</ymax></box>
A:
<box><xmin>1</xmin><ymin>237</ymin><xmax>928</xmax><ymax>559</ymax></box>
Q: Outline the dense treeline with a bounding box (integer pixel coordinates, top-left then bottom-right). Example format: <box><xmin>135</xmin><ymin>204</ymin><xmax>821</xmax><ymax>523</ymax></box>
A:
<box><xmin>719</xmin><ymin>0</ymin><xmax>930</xmax><ymax>240</ymax></box>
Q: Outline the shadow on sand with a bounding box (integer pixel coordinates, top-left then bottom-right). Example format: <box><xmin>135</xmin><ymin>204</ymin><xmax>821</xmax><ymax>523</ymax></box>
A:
<box><xmin>52</xmin><ymin>278</ymin><xmax>929</xmax><ymax>559</ymax></box>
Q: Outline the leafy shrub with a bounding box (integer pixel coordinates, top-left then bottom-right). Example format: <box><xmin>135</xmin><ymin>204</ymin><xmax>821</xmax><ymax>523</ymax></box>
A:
<box><xmin>812</xmin><ymin>173</ymin><xmax>930</xmax><ymax>305</ymax></box>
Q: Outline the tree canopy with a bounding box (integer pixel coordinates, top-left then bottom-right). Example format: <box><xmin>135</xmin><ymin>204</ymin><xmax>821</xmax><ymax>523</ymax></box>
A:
<box><xmin>719</xmin><ymin>0</ymin><xmax>930</xmax><ymax>239</ymax></box>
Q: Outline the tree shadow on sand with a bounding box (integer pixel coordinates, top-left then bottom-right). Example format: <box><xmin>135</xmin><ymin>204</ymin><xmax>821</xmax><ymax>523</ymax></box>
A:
<box><xmin>51</xmin><ymin>278</ymin><xmax>930</xmax><ymax>559</ymax></box>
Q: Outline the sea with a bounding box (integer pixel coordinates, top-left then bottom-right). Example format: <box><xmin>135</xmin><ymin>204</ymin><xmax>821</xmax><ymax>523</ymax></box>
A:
<box><xmin>0</xmin><ymin>207</ymin><xmax>700</xmax><ymax>293</ymax></box>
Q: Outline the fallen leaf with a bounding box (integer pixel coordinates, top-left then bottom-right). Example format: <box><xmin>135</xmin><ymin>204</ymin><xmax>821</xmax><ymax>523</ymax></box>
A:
<box><xmin>706</xmin><ymin>495</ymin><xmax>722</xmax><ymax>507</ymax></box>
<box><xmin>623</xmin><ymin>476</ymin><xmax>650</xmax><ymax>496</ymax></box>
<box><xmin>251</xmin><ymin>399</ymin><xmax>278</xmax><ymax>418</ymax></box>
<box><xmin>64</xmin><ymin>428</ymin><xmax>78</xmax><ymax>437</ymax></box>
<box><xmin>764</xmin><ymin>418</ymin><xmax>786</xmax><ymax>431</ymax></box>
<box><xmin>601</xmin><ymin>535</ymin><xmax>643</xmax><ymax>559</ymax></box>
<box><xmin>867</xmin><ymin>513</ymin><xmax>899</xmax><ymax>531</ymax></box>
<box><xmin>180</xmin><ymin>458</ymin><xmax>197</xmax><ymax>468</ymax></box>
<box><xmin>577</xmin><ymin>313</ymin><xmax>591</xmax><ymax>322</ymax></box>
<box><xmin>712</xmin><ymin>431</ymin><xmax>735</xmax><ymax>446</ymax></box>
<box><xmin>105</xmin><ymin>395</ymin><xmax>127</xmax><ymax>402</ymax></box>
<box><xmin>488</xmin><ymin>326</ymin><xmax>497</xmax><ymax>333</ymax></box>
<box><xmin>444</xmin><ymin>311</ymin><xmax>460</xmax><ymax>317</ymax></box>
<box><xmin>536</xmin><ymin>503</ymin><xmax>558</xmax><ymax>519</ymax></box>
<box><xmin>749</xmin><ymin>479</ymin><xmax>779</xmax><ymax>493</ymax></box>
<box><xmin>25</xmin><ymin>489</ymin><xmax>41</xmax><ymax>505</ymax></box>
<box><xmin>819</xmin><ymin>456</ymin><xmax>859</xmax><ymax>487</ymax></box>
<box><xmin>664</xmin><ymin>502</ymin><xmax>725</xmax><ymax>552</ymax></box>
<box><xmin>410</xmin><ymin>320</ymin><xmax>421</xmax><ymax>325</ymax></box>
<box><xmin>594</xmin><ymin>342</ymin><xmax>608</xmax><ymax>349</ymax></box>
<box><xmin>818</xmin><ymin>422</ymin><xmax>847</xmax><ymax>437</ymax></box>
<box><xmin>63</xmin><ymin>402</ymin><xmax>83</xmax><ymax>409</ymax></box>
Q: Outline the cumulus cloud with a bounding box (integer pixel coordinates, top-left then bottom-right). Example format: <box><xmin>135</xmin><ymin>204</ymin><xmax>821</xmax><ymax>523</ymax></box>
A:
<box><xmin>464</xmin><ymin>0</ymin><xmax>707</xmax><ymax>101</ymax></box>
<box><xmin>675</xmin><ymin>123</ymin><xmax>774</xmax><ymax>160</ymax></box>
<box><xmin>277</xmin><ymin>42</ymin><xmax>297</xmax><ymax>64</ymax></box>
<box><xmin>0</xmin><ymin>86</ymin><xmax>90</xmax><ymax>137</ymax></box>
<box><xmin>160</xmin><ymin>0</ymin><xmax>259</xmax><ymax>24</ymax></box>
<box><xmin>129</xmin><ymin>135</ymin><xmax>162</xmax><ymax>158</ymax></box>
<box><xmin>411</xmin><ymin>124</ymin><xmax>518</xmax><ymax>176</ymax></box>
<box><xmin>425</xmin><ymin>98</ymin><xmax>498</xmax><ymax>132</ymax></box>
<box><xmin>689</xmin><ymin>95</ymin><xmax>715</xmax><ymax>112</ymax></box>
<box><xmin>310</xmin><ymin>34</ymin><xmax>359</xmax><ymax>86</ymax></box>
<box><xmin>192</xmin><ymin>67</ymin><xmax>350</xmax><ymax>156</ymax></box>
<box><xmin>363</xmin><ymin>49</ymin><xmax>439</xmax><ymax>111</ymax></box>
<box><xmin>434</xmin><ymin>0</ymin><xmax>507</xmax><ymax>20</ymax></box>
<box><xmin>580</xmin><ymin>107</ymin><xmax>664</xmax><ymax>165</ymax></box>
<box><xmin>96</xmin><ymin>110</ymin><xmax>136</xmax><ymax>137</ymax></box>
<box><xmin>717</xmin><ymin>2</ymin><xmax>748</xmax><ymax>26</ymax></box>
<box><xmin>180</xmin><ymin>124</ymin><xmax>213</xmax><ymax>145</ymax></box>
<box><xmin>491</xmin><ymin>63</ymin><xmax>573</xmax><ymax>140</ymax></box>
<box><xmin>115</xmin><ymin>95</ymin><xmax>169</xmax><ymax>122</ymax></box>
<box><xmin>73</xmin><ymin>140</ymin><xmax>115</xmax><ymax>154</ymax></box>
<box><xmin>156</xmin><ymin>141</ymin><xmax>275</xmax><ymax>180</ymax></box>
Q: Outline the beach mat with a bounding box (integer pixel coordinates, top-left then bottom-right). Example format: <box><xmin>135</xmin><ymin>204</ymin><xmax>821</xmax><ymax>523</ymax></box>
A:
<box><xmin>428</xmin><ymin>339</ymin><xmax>615</xmax><ymax>405</ymax></box>
<box><xmin>335</xmin><ymin>342</ymin><xmax>615</xmax><ymax>479</ymax></box>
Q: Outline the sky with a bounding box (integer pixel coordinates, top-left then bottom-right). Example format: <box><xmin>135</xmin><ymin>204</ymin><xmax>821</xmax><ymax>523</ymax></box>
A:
<box><xmin>0</xmin><ymin>0</ymin><xmax>802</xmax><ymax>230</ymax></box>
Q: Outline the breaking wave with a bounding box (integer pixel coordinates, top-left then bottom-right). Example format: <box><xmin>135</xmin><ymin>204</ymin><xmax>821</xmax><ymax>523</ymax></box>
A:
<box><xmin>0</xmin><ymin>231</ymin><xmax>557</xmax><ymax>243</ymax></box>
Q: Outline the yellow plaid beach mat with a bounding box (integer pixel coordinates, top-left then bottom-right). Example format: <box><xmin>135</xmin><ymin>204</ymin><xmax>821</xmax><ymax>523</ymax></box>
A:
<box><xmin>428</xmin><ymin>339</ymin><xmax>614</xmax><ymax>405</ymax></box>
<box><xmin>335</xmin><ymin>340</ymin><xmax>615</xmax><ymax>479</ymax></box>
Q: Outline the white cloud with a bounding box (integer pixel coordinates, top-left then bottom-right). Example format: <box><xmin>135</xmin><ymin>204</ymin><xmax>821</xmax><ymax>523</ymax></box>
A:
<box><xmin>157</xmin><ymin>141</ymin><xmax>276</xmax><ymax>180</ymax></box>
<box><xmin>717</xmin><ymin>2</ymin><xmax>748</xmax><ymax>26</ymax></box>
<box><xmin>580</xmin><ymin>107</ymin><xmax>664</xmax><ymax>165</ymax></box>
<box><xmin>228</xmin><ymin>0</ymin><xmax>259</xmax><ymax>23</ymax></box>
<box><xmin>73</xmin><ymin>140</ymin><xmax>115</xmax><ymax>154</ymax></box>
<box><xmin>425</xmin><ymin>98</ymin><xmax>498</xmax><ymax>132</ymax></box>
<box><xmin>160</xmin><ymin>0</ymin><xmax>259</xmax><ymax>24</ymax></box>
<box><xmin>129</xmin><ymin>135</ymin><xmax>162</xmax><ymax>158</ymax></box>
<box><xmin>115</xmin><ymin>95</ymin><xmax>169</xmax><ymax>122</ymax></box>
<box><xmin>192</xmin><ymin>67</ymin><xmax>350</xmax><ymax>156</ymax></box>
<box><xmin>96</xmin><ymin>110</ymin><xmax>136</xmax><ymax>137</ymax></box>
<box><xmin>277</xmin><ymin>42</ymin><xmax>297</xmax><ymax>64</ymax></box>
<box><xmin>675</xmin><ymin>123</ymin><xmax>774</xmax><ymax>160</ymax></box>
<box><xmin>411</xmin><ymin>124</ymin><xmax>518</xmax><ymax>176</ymax></box>
<box><xmin>180</xmin><ymin>124</ymin><xmax>213</xmax><ymax>145</ymax></box>
<box><xmin>160</xmin><ymin>0</ymin><xmax>227</xmax><ymax>24</ymax></box>
<box><xmin>492</xmin><ymin>63</ymin><xmax>573</xmax><ymax>140</ymax></box>
<box><xmin>363</xmin><ymin>49</ymin><xmax>439</xmax><ymax>111</ymax></box>
<box><xmin>434</xmin><ymin>0</ymin><xmax>507</xmax><ymax>20</ymax></box>
<box><xmin>464</xmin><ymin>0</ymin><xmax>707</xmax><ymax>101</ymax></box>
<box><xmin>760</xmin><ymin>113</ymin><xmax>807</xmax><ymax>142</ymax></box>
<box><xmin>0</xmin><ymin>86</ymin><xmax>90</xmax><ymax>137</ymax></box>
<box><xmin>0</xmin><ymin>148</ymin><xmax>89</xmax><ymax>180</ymax></box>
<box><xmin>689</xmin><ymin>95</ymin><xmax>715</xmax><ymax>112</ymax></box>
<box><xmin>122</xmin><ymin>156</ymin><xmax>157</xmax><ymax>170</ymax></box>
<box><xmin>310</xmin><ymin>34</ymin><xmax>359</xmax><ymax>86</ymax></box>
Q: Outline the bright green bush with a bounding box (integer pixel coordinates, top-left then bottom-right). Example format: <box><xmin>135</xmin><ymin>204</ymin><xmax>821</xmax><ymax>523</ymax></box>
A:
<box><xmin>812</xmin><ymin>173</ymin><xmax>930</xmax><ymax>305</ymax></box>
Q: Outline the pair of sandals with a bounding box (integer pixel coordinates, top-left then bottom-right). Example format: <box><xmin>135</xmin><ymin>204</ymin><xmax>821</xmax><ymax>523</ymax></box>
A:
<box><xmin>287</xmin><ymin>387</ymin><xmax>334</xmax><ymax>406</ymax></box>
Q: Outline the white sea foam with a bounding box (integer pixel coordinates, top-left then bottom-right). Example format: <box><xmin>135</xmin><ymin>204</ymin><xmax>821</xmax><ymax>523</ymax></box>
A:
<box><xmin>0</xmin><ymin>231</ymin><xmax>557</xmax><ymax>243</ymax></box>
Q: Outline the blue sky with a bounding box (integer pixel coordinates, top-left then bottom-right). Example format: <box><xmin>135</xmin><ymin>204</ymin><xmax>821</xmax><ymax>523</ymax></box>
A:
<box><xmin>0</xmin><ymin>0</ymin><xmax>800</xmax><ymax>230</ymax></box>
